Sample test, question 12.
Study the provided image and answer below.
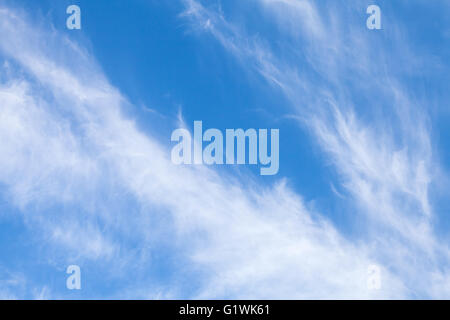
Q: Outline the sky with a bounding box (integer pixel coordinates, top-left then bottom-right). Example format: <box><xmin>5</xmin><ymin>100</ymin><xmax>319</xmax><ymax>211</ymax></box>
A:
<box><xmin>0</xmin><ymin>0</ymin><xmax>449</xmax><ymax>299</ymax></box>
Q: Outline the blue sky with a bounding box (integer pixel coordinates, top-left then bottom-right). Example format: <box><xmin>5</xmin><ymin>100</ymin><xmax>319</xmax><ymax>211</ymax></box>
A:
<box><xmin>0</xmin><ymin>0</ymin><xmax>449</xmax><ymax>299</ymax></box>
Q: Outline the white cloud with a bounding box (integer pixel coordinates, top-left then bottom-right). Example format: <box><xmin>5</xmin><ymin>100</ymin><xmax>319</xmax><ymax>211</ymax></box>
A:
<box><xmin>0</xmin><ymin>4</ymin><xmax>408</xmax><ymax>299</ymax></box>
<box><xmin>2</xmin><ymin>0</ymin><xmax>450</xmax><ymax>298</ymax></box>
<box><xmin>181</xmin><ymin>0</ymin><xmax>450</xmax><ymax>297</ymax></box>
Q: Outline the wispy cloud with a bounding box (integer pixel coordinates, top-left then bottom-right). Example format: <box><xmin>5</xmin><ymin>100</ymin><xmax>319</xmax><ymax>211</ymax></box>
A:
<box><xmin>181</xmin><ymin>0</ymin><xmax>450</xmax><ymax>297</ymax></box>
<box><xmin>0</xmin><ymin>4</ymin><xmax>412</xmax><ymax>299</ymax></box>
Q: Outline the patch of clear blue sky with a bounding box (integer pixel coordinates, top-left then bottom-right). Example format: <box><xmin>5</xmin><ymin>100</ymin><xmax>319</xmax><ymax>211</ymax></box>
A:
<box><xmin>1</xmin><ymin>0</ymin><xmax>449</xmax><ymax>298</ymax></box>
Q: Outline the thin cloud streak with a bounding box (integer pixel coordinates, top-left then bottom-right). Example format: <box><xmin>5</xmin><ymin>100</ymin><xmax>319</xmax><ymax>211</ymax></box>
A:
<box><xmin>181</xmin><ymin>0</ymin><xmax>450</xmax><ymax>297</ymax></box>
<box><xmin>0</xmin><ymin>6</ymin><xmax>402</xmax><ymax>298</ymax></box>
